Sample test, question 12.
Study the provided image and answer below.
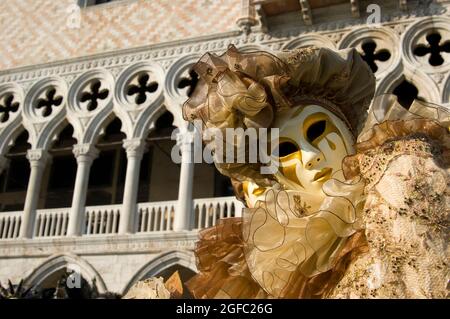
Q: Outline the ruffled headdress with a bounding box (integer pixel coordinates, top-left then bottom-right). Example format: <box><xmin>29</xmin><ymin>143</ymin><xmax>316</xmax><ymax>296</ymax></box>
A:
<box><xmin>183</xmin><ymin>45</ymin><xmax>376</xmax><ymax>185</ymax></box>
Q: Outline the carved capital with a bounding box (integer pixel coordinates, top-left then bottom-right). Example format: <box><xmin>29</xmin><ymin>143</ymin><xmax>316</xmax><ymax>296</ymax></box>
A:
<box><xmin>26</xmin><ymin>149</ymin><xmax>50</xmax><ymax>167</ymax></box>
<box><xmin>72</xmin><ymin>144</ymin><xmax>99</xmax><ymax>162</ymax></box>
<box><xmin>176</xmin><ymin>130</ymin><xmax>195</xmax><ymax>154</ymax></box>
<box><xmin>123</xmin><ymin>138</ymin><xmax>147</xmax><ymax>158</ymax></box>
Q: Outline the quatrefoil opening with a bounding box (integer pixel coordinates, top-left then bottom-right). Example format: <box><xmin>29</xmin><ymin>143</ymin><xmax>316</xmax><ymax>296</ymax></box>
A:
<box><xmin>177</xmin><ymin>69</ymin><xmax>199</xmax><ymax>97</ymax></box>
<box><xmin>80</xmin><ymin>79</ymin><xmax>109</xmax><ymax>111</ymax></box>
<box><xmin>35</xmin><ymin>87</ymin><xmax>63</xmax><ymax>117</ymax></box>
<box><xmin>126</xmin><ymin>73</ymin><xmax>158</xmax><ymax>105</ymax></box>
<box><xmin>0</xmin><ymin>93</ymin><xmax>20</xmax><ymax>123</ymax></box>
<box><xmin>413</xmin><ymin>32</ymin><xmax>450</xmax><ymax>67</ymax></box>
<box><xmin>360</xmin><ymin>40</ymin><xmax>391</xmax><ymax>73</ymax></box>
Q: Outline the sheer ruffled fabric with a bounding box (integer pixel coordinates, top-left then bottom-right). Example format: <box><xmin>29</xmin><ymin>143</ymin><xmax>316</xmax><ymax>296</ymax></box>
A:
<box><xmin>343</xmin><ymin>95</ymin><xmax>450</xmax><ymax>182</ymax></box>
<box><xmin>186</xmin><ymin>218</ymin><xmax>267</xmax><ymax>299</ymax></box>
<box><xmin>186</xmin><ymin>214</ymin><xmax>368</xmax><ymax>299</ymax></box>
<box><xmin>241</xmin><ymin>176</ymin><xmax>366</xmax><ymax>298</ymax></box>
<box><xmin>186</xmin><ymin>175</ymin><xmax>368</xmax><ymax>299</ymax></box>
<box><xmin>183</xmin><ymin>45</ymin><xmax>290</xmax><ymax>186</ymax></box>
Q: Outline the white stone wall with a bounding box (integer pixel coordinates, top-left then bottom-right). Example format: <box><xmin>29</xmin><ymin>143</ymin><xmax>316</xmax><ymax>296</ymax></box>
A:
<box><xmin>0</xmin><ymin>232</ymin><xmax>198</xmax><ymax>294</ymax></box>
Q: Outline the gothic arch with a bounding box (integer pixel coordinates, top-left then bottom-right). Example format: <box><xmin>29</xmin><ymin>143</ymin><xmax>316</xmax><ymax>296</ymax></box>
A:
<box><xmin>164</xmin><ymin>54</ymin><xmax>202</xmax><ymax>130</ymax></box>
<box><xmin>121</xmin><ymin>250</ymin><xmax>197</xmax><ymax>295</ymax></box>
<box><xmin>23</xmin><ymin>253</ymin><xmax>107</xmax><ymax>293</ymax></box>
<box><xmin>78</xmin><ymin>108</ymin><xmax>120</xmax><ymax>145</ymax></box>
<box><xmin>339</xmin><ymin>26</ymin><xmax>400</xmax><ymax>79</ymax></box>
<box><xmin>22</xmin><ymin>76</ymin><xmax>68</xmax><ymax>150</ymax></box>
<box><xmin>376</xmin><ymin>65</ymin><xmax>441</xmax><ymax>103</ymax></box>
<box><xmin>0</xmin><ymin>123</ymin><xmax>28</xmax><ymax>158</ymax></box>
<box><xmin>66</xmin><ymin>69</ymin><xmax>115</xmax><ymax>145</ymax></box>
<box><xmin>401</xmin><ymin>16</ymin><xmax>450</xmax><ymax>75</ymax></box>
<box><xmin>35</xmin><ymin>115</ymin><xmax>69</xmax><ymax>151</ymax></box>
<box><xmin>0</xmin><ymin>83</ymin><xmax>23</xmax><ymax>141</ymax></box>
<box><xmin>132</xmin><ymin>99</ymin><xmax>168</xmax><ymax>140</ymax></box>
<box><xmin>114</xmin><ymin>61</ymin><xmax>165</xmax><ymax>140</ymax></box>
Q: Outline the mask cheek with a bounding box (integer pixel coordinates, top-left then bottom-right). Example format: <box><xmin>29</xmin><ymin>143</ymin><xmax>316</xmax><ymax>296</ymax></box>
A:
<box><xmin>317</xmin><ymin>132</ymin><xmax>348</xmax><ymax>171</ymax></box>
<box><xmin>280</xmin><ymin>157</ymin><xmax>302</xmax><ymax>186</ymax></box>
<box><xmin>295</xmin><ymin>163</ymin><xmax>316</xmax><ymax>187</ymax></box>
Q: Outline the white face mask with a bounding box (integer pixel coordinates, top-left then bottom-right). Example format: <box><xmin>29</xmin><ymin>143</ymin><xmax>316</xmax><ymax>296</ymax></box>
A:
<box><xmin>270</xmin><ymin>104</ymin><xmax>355</xmax><ymax>194</ymax></box>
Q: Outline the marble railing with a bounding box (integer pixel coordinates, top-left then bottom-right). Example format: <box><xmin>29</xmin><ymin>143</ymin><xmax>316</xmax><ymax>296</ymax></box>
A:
<box><xmin>0</xmin><ymin>196</ymin><xmax>244</xmax><ymax>240</ymax></box>
<box><xmin>84</xmin><ymin>204</ymin><xmax>121</xmax><ymax>235</ymax></box>
<box><xmin>0</xmin><ymin>211</ymin><xmax>22</xmax><ymax>239</ymax></box>
<box><xmin>34</xmin><ymin>208</ymin><xmax>70</xmax><ymax>238</ymax></box>
<box><xmin>136</xmin><ymin>200</ymin><xmax>177</xmax><ymax>233</ymax></box>
<box><xmin>193</xmin><ymin>196</ymin><xmax>244</xmax><ymax>229</ymax></box>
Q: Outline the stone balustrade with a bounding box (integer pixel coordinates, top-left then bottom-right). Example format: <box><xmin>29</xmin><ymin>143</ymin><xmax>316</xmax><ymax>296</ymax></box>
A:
<box><xmin>193</xmin><ymin>196</ymin><xmax>244</xmax><ymax>229</ymax></box>
<box><xmin>0</xmin><ymin>196</ymin><xmax>243</xmax><ymax>242</ymax></box>
<box><xmin>0</xmin><ymin>211</ymin><xmax>22</xmax><ymax>240</ymax></box>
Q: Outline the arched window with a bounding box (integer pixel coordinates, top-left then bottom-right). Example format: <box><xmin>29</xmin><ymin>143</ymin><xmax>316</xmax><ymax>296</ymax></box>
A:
<box><xmin>86</xmin><ymin>117</ymin><xmax>127</xmax><ymax>206</ymax></box>
<box><xmin>138</xmin><ymin>111</ymin><xmax>180</xmax><ymax>203</ymax></box>
<box><xmin>35</xmin><ymin>267</ymin><xmax>95</xmax><ymax>299</ymax></box>
<box><xmin>42</xmin><ymin>124</ymin><xmax>77</xmax><ymax>209</ymax></box>
<box><xmin>0</xmin><ymin>130</ymin><xmax>31</xmax><ymax>212</ymax></box>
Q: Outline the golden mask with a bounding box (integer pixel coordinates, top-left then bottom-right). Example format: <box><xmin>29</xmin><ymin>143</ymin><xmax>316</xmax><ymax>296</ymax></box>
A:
<box><xmin>242</xmin><ymin>104</ymin><xmax>355</xmax><ymax>206</ymax></box>
<box><xmin>243</xmin><ymin>180</ymin><xmax>267</xmax><ymax>207</ymax></box>
<box><xmin>271</xmin><ymin>104</ymin><xmax>355</xmax><ymax>194</ymax></box>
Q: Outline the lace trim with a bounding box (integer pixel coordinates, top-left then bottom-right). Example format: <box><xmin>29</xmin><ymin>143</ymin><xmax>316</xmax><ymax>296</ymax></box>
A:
<box><xmin>356</xmin><ymin>135</ymin><xmax>443</xmax><ymax>191</ymax></box>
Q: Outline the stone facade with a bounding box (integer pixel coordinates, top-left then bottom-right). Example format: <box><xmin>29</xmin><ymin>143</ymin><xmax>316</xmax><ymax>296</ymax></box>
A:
<box><xmin>0</xmin><ymin>0</ymin><xmax>241</xmax><ymax>69</ymax></box>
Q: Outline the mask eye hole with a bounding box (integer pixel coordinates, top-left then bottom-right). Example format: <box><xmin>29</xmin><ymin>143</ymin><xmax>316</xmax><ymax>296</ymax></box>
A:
<box><xmin>275</xmin><ymin>140</ymin><xmax>299</xmax><ymax>157</ymax></box>
<box><xmin>306</xmin><ymin>120</ymin><xmax>326</xmax><ymax>143</ymax></box>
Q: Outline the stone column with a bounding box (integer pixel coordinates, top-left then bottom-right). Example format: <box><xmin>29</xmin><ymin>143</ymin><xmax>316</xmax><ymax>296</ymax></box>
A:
<box><xmin>119</xmin><ymin>138</ymin><xmax>146</xmax><ymax>234</ymax></box>
<box><xmin>20</xmin><ymin>149</ymin><xmax>50</xmax><ymax>239</ymax></box>
<box><xmin>67</xmin><ymin>144</ymin><xmax>99</xmax><ymax>236</ymax></box>
<box><xmin>174</xmin><ymin>131</ymin><xmax>194</xmax><ymax>231</ymax></box>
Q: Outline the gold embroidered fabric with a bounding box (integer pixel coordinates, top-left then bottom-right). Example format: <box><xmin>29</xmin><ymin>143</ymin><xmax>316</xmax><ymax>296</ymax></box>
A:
<box><xmin>343</xmin><ymin>95</ymin><xmax>450</xmax><ymax>183</ymax></box>
<box><xmin>330</xmin><ymin>153</ymin><xmax>449</xmax><ymax>298</ymax></box>
<box><xmin>330</xmin><ymin>95</ymin><xmax>450</xmax><ymax>299</ymax></box>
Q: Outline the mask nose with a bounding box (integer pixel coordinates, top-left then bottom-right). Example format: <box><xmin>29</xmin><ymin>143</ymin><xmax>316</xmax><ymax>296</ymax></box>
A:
<box><xmin>302</xmin><ymin>151</ymin><xmax>324</xmax><ymax>170</ymax></box>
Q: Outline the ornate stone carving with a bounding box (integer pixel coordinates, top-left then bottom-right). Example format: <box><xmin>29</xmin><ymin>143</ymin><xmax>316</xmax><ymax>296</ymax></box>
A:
<box><xmin>26</xmin><ymin>149</ymin><xmax>50</xmax><ymax>167</ymax></box>
<box><xmin>72</xmin><ymin>144</ymin><xmax>99</xmax><ymax>161</ymax></box>
<box><xmin>123</xmin><ymin>138</ymin><xmax>147</xmax><ymax>158</ymax></box>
